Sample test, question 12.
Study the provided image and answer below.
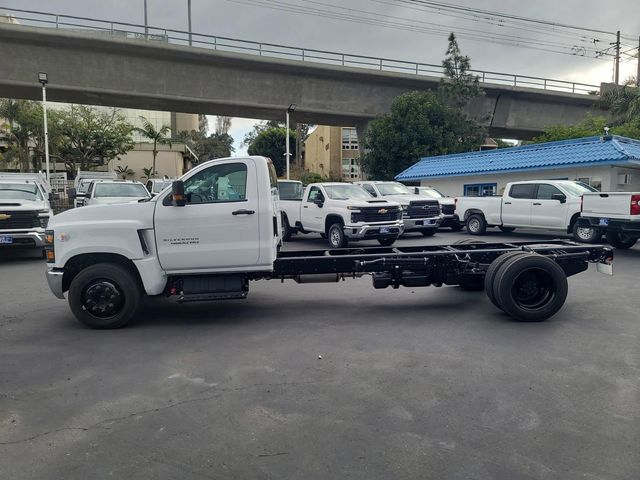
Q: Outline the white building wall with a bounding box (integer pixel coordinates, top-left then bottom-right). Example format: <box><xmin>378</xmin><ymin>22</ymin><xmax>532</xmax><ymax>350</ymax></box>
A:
<box><xmin>419</xmin><ymin>165</ymin><xmax>640</xmax><ymax>196</ymax></box>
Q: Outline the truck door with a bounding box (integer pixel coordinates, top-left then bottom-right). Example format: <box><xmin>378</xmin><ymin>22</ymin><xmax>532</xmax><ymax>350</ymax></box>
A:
<box><xmin>301</xmin><ymin>186</ymin><xmax>325</xmax><ymax>232</ymax></box>
<box><xmin>154</xmin><ymin>159</ymin><xmax>260</xmax><ymax>272</ymax></box>
<box><xmin>531</xmin><ymin>183</ymin><xmax>567</xmax><ymax>229</ymax></box>
<box><xmin>502</xmin><ymin>184</ymin><xmax>535</xmax><ymax>226</ymax></box>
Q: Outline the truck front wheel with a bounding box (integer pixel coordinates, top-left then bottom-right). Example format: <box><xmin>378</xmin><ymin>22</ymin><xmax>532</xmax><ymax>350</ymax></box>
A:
<box><xmin>421</xmin><ymin>229</ymin><xmax>436</xmax><ymax>237</ymax></box>
<box><xmin>378</xmin><ymin>237</ymin><xmax>397</xmax><ymax>246</ymax></box>
<box><xmin>328</xmin><ymin>223</ymin><xmax>348</xmax><ymax>249</ymax></box>
<box><xmin>572</xmin><ymin>222</ymin><xmax>600</xmax><ymax>243</ymax></box>
<box><xmin>606</xmin><ymin>231</ymin><xmax>638</xmax><ymax>249</ymax></box>
<box><xmin>68</xmin><ymin>263</ymin><xmax>142</xmax><ymax>329</ymax></box>
<box><xmin>466</xmin><ymin>214</ymin><xmax>487</xmax><ymax>235</ymax></box>
<box><xmin>281</xmin><ymin>214</ymin><xmax>293</xmax><ymax>241</ymax></box>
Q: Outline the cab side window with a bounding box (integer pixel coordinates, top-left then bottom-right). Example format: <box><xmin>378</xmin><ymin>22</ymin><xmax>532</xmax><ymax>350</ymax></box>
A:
<box><xmin>183</xmin><ymin>163</ymin><xmax>247</xmax><ymax>204</ymax></box>
<box><xmin>537</xmin><ymin>184</ymin><xmax>563</xmax><ymax>200</ymax></box>
<box><xmin>509</xmin><ymin>184</ymin><xmax>536</xmax><ymax>199</ymax></box>
<box><xmin>362</xmin><ymin>184</ymin><xmax>377</xmax><ymax>197</ymax></box>
<box><xmin>307</xmin><ymin>187</ymin><xmax>324</xmax><ymax>203</ymax></box>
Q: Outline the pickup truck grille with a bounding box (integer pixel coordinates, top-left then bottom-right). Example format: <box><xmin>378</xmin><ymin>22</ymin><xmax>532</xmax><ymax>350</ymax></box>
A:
<box><xmin>0</xmin><ymin>210</ymin><xmax>40</xmax><ymax>230</ymax></box>
<box><xmin>406</xmin><ymin>200</ymin><xmax>440</xmax><ymax>218</ymax></box>
<box><xmin>352</xmin><ymin>206</ymin><xmax>402</xmax><ymax>223</ymax></box>
<box><xmin>441</xmin><ymin>204</ymin><xmax>455</xmax><ymax>215</ymax></box>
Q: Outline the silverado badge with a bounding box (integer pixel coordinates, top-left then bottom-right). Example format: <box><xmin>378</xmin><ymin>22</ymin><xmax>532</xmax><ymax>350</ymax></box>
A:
<box><xmin>378</xmin><ymin>209</ymin><xmax>388</xmax><ymax>214</ymax></box>
<box><xmin>0</xmin><ymin>214</ymin><xmax>11</xmax><ymax>220</ymax></box>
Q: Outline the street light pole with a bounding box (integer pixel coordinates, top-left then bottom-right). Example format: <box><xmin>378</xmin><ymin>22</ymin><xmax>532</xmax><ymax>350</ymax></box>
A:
<box><xmin>285</xmin><ymin>104</ymin><xmax>296</xmax><ymax>180</ymax></box>
<box><xmin>38</xmin><ymin>72</ymin><xmax>50</xmax><ymax>182</ymax></box>
<box><xmin>187</xmin><ymin>0</ymin><xmax>192</xmax><ymax>46</ymax></box>
<box><xmin>144</xmin><ymin>0</ymin><xmax>148</xmax><ymax>38</ymax></box>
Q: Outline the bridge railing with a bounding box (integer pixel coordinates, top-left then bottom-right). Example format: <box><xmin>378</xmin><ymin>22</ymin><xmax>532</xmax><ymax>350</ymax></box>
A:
<box><xmin>0</xmin><ymin>6</ymin><xmax>600</xmax><ymax>95</ymax></box>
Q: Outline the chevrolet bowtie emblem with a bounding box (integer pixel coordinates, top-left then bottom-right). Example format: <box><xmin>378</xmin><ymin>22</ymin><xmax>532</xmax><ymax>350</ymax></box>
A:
<box><xmin>378</xmin><ymin>209</ymin><xmax>388</xmax><ymax>214</ymax></box>
<box><xmin>0</xmin><ymin>214</ymin><xmax>11</xmax><ymax>220</ymax></box>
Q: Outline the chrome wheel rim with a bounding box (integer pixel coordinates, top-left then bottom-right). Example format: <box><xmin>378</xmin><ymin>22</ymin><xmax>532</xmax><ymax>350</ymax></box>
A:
<box><xmin>330</xmin><ymin>228</ymin><xmax>341</xmax><ymax>247</ymax></box>
<box><xmin>576</xmin><ymin>227</ymin><xmax>594</xmax><ymax>241</ymax></box>
<box><xmin>468</xmin><ymin>218</ymin><xmax>480</xmax><ymax>232</ymax></box>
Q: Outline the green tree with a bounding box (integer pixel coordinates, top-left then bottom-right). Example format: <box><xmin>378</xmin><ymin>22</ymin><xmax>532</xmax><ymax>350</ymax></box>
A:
<box><xmin>247</xmin><ymin>127</ymin><xmax>296</xmax><ymax>176</ymax></box>
<box><xmin>438</xmin><ymin>33</ymin><xmax>484</xmax><ymax>109</ymax></box>
<box><xmin>361</xmin><ymin>91</ymin><xmax>485</xmax><ymax>180</ymax></box>
<box><xmin>134</xmin><ymin>116</ymin><xmax>171</xmax><ymax>178</ymax></box>
<box><xmin>530</xmin><ymin>115</ymin><xmax>640</xmax><ymax>143</ymax></box>
<box><xmin>115</xmin><ymin>165</ymin><xmax>134</xmax><ymax>179</ymax></box>
<box><xmin>141</xmin><ymin>166</ymin><xmax>155</xmax><ymax>179</ymax></box>
<box><xmin>599</xmin><ymin>79</ymin><xmax>640</xmax><ymax>123</ymax></box>
<box><xmin>58</xmin><ymin>105</ymin><xmax>135</xmax><ymax>174</ymax></box>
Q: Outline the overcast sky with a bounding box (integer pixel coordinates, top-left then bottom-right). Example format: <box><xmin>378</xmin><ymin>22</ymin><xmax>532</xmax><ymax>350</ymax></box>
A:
<box><xmin>3</xmin><ymin>0</ymin><xmax>639</xmax><ymax>153</ymax></box>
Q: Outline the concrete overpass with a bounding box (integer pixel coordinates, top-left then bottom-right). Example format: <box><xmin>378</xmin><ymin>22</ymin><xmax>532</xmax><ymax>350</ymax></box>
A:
<box><xmin>0</xmin><ymin>24</ymin><xmax>604</xmax><ymax>140</ymax></box>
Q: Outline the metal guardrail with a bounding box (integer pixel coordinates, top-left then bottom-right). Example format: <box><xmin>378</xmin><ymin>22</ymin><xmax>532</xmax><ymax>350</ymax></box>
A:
<box><xmin>0</xmin><ymin>6</ymin><xmax>601</xmax><ymax>95</ymax></box>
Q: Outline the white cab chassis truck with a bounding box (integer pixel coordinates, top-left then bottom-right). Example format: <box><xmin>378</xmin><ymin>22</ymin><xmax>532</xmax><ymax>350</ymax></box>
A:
<box><xmin>278</xmin><ymin>181</ymin><xmax>404</xmax><ymax>248</ymax></box>
<box><xmin>44</xmin><ymin>156</ymin><xmax>614</xmax><ymax>328</ymax></box>
<box><xmin>577</xmin><ymin>192</ymin><xmax>640</xmax><ymax>249</ymax></box>
<box><xmin>455</xmin><ymin>180</ymin><xmax>601</xmax><ymax>242</ymax></box>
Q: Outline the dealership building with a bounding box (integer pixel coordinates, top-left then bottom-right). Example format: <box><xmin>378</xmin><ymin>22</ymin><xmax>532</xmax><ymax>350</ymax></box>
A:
<box><xmin>395</xmin><ymin>135</ymin><xmax>640</xmax><ymax>196</ymax></box>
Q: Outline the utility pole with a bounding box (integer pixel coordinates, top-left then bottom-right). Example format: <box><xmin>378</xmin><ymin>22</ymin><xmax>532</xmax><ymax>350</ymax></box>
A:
<box><xmin>143</xmin><ymin>0</ymin><xmax>148</xmax><ymax>38</ymax></box>
<box><xmin>614</xmin><ymin>30</ymin><xmax>621</xmax><ymax>85</ymax></box>
<box><xmin>38</xmin><ymin>73</ymin><xmax>50</xmax><ymax>182</ymax></box>
<box><xmin>637</xmin><ymin>35</ymin><xmax>640</xmax><ymax>87</ymax></box>
<box><xmin>187</xmin><ymin>0</ymin><xmax>192</xmax><ymax>46</ymax></box>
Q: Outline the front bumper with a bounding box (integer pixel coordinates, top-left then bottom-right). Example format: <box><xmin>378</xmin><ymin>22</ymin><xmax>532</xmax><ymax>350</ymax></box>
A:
<box><xmin>46</xmin><ymin>268</ymin><xmax>65</xmax><ymax>299</ymax></box>
<box><xmin>439</xmin><ymin>214</ymin><xmax>460</xmax><ymax>227</ymax></box>
<box><xmin>0</xmin><ymin>231</ymin><xmax>46</xmax><ymax>248</ymax></box>
<box><xmin>403</xmin><ymin>216</ymin><xmax>442</xmax><ymax>231</ymax></box>
<box><xmin>577</xmin><ymin>217</ymin><xmax>640</xmax><ymax>235</ymax></box>
<box><xmin>343</xmin><ymin>221</ymin><xmax>404</xmax><ymax>240</ymax></box>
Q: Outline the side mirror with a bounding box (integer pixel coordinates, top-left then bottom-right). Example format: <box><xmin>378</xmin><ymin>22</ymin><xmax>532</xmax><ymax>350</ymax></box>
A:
<box><xmin>552</xmin><ymin>193</ymin><xmax>567</xmax><ymax>204</ymax></box>
<box><xmin>67</xmin><ymin>187</ymin><xmax>77</xmax><ymax>199</ymax></box>
<box><xmin>172</xmin><ymin>180</ymin><xmax>186</xmax><ymax>207</ymax></box>
<box><xmin>314</xmin><ymin>198</ymin><xmax>324</xmax><ymax>208</ymax></box>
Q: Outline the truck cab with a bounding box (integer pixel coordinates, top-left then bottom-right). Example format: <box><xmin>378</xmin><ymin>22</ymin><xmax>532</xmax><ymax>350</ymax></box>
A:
<box><xmin>146</xmin><ymin>178</ymin><xmax>175</xmax><ymax>196</ymax></box>
<box><xmin>78</xmin><ymin>180</ymin><xmax>152</xmax><ymax>206</ymax></box>
<box><xmin>277</xmin><ymin>180</ymin><xmax>305</xmax><ymax>241</ymax></box>
<box><xmin>72</xmin><ymin>170</ymin><xmax>118</xmax><ymax>208</ymax></box>
<box><xmin>355</xmin><ymin>181</ymin><xmax>442</xmax><ymax>236</ymax></box>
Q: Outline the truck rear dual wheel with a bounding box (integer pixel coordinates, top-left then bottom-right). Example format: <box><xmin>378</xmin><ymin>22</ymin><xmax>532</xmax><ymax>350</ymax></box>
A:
<box><xmin>605</xmin><ymin>231</ymin><xmax>638</xmax><ymax>249</ymax></box>
<box><xmin>466</xmin><ymin>214</ymin><xmax>487</xmax><ymax>235</ymax></box>
<box><xmin>486</xmin><ymin>253</ymin><xmax>568</xmax><ymax>322</ymax></box>
<box><xmin>68</xmin><ymin>263</ymin><xmax>142</xmax><ymax>329</ymax></box>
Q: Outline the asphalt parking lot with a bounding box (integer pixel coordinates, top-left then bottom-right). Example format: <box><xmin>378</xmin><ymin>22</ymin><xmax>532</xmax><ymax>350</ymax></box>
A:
<box><xmin>1</xmin><ymin>229</ymin><xmax>639</xmax><ymax>479</ymax></box>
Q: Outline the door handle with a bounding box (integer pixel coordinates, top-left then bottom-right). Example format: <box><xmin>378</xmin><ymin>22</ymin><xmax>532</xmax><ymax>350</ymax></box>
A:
<box><xmin>303</xmin><ymin>205</ymin><xmax>308</xmax><ymax>208</ymax></box>
<box><xmin>533</xmin><ymin>203</ymin><xmax>542</xmax><ymax>206</ymax></box>
<box><xmin>504</xmin><ymin>202</ymin><xmax>512</xmax><ymax>205</ymax></box>
<box><xmin>232</xmin><ymin>209</ymin><xmax>255</xmax><ymax>215</ymax></box>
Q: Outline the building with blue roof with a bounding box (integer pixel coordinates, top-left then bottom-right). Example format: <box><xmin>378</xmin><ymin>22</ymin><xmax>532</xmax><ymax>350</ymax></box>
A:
<box><xmin>395</xmin><ymin>135</ymin><xmax>640</xmax><ymax>196</ymax></box>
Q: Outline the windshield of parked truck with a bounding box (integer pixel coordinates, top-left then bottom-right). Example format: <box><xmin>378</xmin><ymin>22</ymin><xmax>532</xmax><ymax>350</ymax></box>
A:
<box><xmin>278</xmin><ymin>181</ymin><xmax>304</xmax><ymax>200</ymax></box>
<box><xmin>377</xmin><ymin>182</ymin><xmax>412</xmax><ymax>195</ymax></box>
<box><xmin>418</xmin><ymin>187</ymin><xmax>446</xmax><ymax>198</ymax></box>
<box><xmin>94</xmin><ymin>183</ymin><xmax>150</xmax><ymax>198</ymax></box>
<box><xmin>324</xmin><ymin>184</ymin><xmax>372</xmax><ymax>200</ymax></box>
<box><xmin>77</xmin><ymin>179</ymin><xmax>93</xmax><ymax>193</ymax></box>
<box><xmin>151</xmin><ymin>181</ymin><xmax>172</xmax><ymax>193</ymax></box>
<box><xmin>0</xmin><ymin>183</ymin><xmax>42</xmax><ymax>201</ymax></box>
<box><xmin>558</xmin><ymin>181</ymin><xmax>598</xmax><ymax>196</ymax></box>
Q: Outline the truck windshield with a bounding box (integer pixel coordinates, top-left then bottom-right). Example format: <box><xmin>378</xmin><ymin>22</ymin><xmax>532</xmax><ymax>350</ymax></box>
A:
<box><xmin>377</xmin><ymin>182</ymin><xmax>412</xmax><ymax>195</ymax></box>
<box><xmin>0</xmin><ymin>183</ymin><xmax>42</xmax><ymax>201</ymax></box>
<box><xmin>77</xmin><ymin>180</ymin><xmax>93</xmax><ymax>194</ymax></box>
<box><xmin>152</xmin><ymin>181</ymin><xmax>172</xmax><ymax>193</ymax></box>
<box><xmin>559</xmin><ymin>181</ymin><xmax>598</xmax><ymax>196</ymax></box>
<box><xmin>278</xmin><ymin>182</ymin><xmax>304</xmax><ymax>200</ymax></box>
<box><xmin>418</xmin><ymin>187</ymin><xmax>445</xmax><ymax>198</ymax></box>
<box><xmin>94</xmin><ymin>183</ymin><xmax>150</xmax><ymax>198</ymax></box>
<box><xmin>324</xmin><ymin>184</ymin><xmax>372</xmax><ymax>200</ymax></box>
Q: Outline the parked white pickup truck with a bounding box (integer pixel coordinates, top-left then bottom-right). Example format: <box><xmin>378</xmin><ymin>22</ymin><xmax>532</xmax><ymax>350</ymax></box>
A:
<box><xmin>70</xmin><ymin>180</ymin><xmax>151</xmax><ymax>206</ymax></box>
<box><xmin>0</xmin><ymin>175</ymin><xmax>54</xmax><ymax>250</ymax></box>
<box><xmin>412</xmin><ymin>186</ymin><xmax>461</xmax><ymax>231</ymax></box>
<box><xmin>43</xmin><ymin>156</ymin><xmax>614</xmax><ymax>329</ymax></box>
<box><xmin>456</xmin><ymin>180</ymin><xmax>600</xmax><ymax>242</ymax></box>
<box><xmin>577</xmin><ymin>192</ymin><xmax>640</xmax><ymax>249</ymax></box>
<box><xmin>355</xmin><ymin>181</ymin><xmax>442</xmax><ymax>236</ymax></box>
<box><xmin>279</xmin><ymin>181</ymin><xmax>403</xmax><ymax>248</ymax></box>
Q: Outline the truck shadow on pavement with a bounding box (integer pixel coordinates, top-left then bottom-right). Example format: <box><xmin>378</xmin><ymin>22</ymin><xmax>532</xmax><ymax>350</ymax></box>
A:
<box><xmin>0</xmin><ymin>248</ymin><xmax>44</xmax><ymax>263</ymax></box>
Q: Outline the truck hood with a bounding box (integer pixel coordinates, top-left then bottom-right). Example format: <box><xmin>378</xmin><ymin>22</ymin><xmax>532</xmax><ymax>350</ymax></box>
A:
<box><xmin>50</xmin><ymin>200</ymin><xmax>156</xmax><ymax>230</ymax></box>
<box><xmin>334</xmin><ymin>199</ymin><xmax>400</xmax><ymax>208</ymax></box>
<box><xmin>0</xmin><ymin>199</ymin><xmax>51</xmax><ymax>213</ymax></box>
<box><xmin>89</xmin><ymin>197</ymin><xmax>150</xmax><ymax>205</ymax></box>
<box><xmin>380</xmin><ymin>194</ymin><xmax>429</xmax><ymax>205</ymax></box>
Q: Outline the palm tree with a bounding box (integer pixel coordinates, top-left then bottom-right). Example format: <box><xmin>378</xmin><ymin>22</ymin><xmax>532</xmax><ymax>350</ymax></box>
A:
<box><xmin>599</xmin><ymin>78</ymin><xmax>640</xmax><ymax>123</ymax></box>
<box><xmin>134</xmin><ymin>116</ymin><xmax>171</xmax><ymax>179</ymax></box>
<box><xmin>141</xmin><ymin>167</ymin><xmax>155</xmax><ymax>180</ymax></box>
<box><xmin>115</xmin><ymin>165</ymin><xmax>134</xmax><ymax>179</ymax></box>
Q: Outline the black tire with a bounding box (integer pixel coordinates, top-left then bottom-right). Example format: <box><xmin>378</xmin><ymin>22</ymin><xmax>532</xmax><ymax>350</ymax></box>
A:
<box><xmin>421</xmin><ymin>229</ymin><xmax>436</xmax><ymax>237</ymax></box>
<box><xmin>466</xmin><ymin>214</ymin><xmax>487</xmax><ymax>235</ymax></box>
<box><xmin>605</xmin><ymin>231</ymin><xmax>638</xmax><ymax>249</ymax></box>
<box><xmin>378</xmin><ymin>237</ymin><xmax>397</xmax><ymax>246</ymax></box>
<box><xmin>453</xmin><ymin>239</ymin><xmax>486</xmax><ymax>245</ymax></box>
<box><xmin>572</xmin><ymin>222</ymin><xmax>600</xmax><ymax>243</ymax></box>
<box><xmin>484</xmin><ymin>252</ymin><xmax>531</xmax><ymax>309</ymax></box>
<box><xmin>450</xmin><ymin>223</ymin><xmax>463</xmax><ymax>232</ymax></box>
<box><xmin>281</xmin><ymin>214</ymin><xmax>292</xmax><ymax>241</ymax></box>
<box><xmin>327</xmin><ymin>223</ymin><xmax>348</xmax><ymax>249</ymax></box>
<box><xmin>320</xmin><ymin>233</ymin><xmax>327</xmax><ymax>239</ymax></box>
<box><xmin>68</xmin><ymin>263</ymin><xmax>142</xmax><ymax>329</ymax></box>
<box><xmin>499</xmin><ymin>226</ymin><xmax>516</xmax><ymax>233</ymax></box>
<box><xmin>492</xmin><ymin>254</ymin><xmax>568</xmax><ymax>322</ymax></box>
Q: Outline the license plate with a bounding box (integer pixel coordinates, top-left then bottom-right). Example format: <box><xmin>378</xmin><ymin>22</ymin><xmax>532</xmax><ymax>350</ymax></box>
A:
<box><xmin>599</xmin><ymin>218</ymin><xmax>609</xmax><ymax>226</ymax></box>
<box><xmin>0</xmin><ymin>235</ymin><xmax>13</xmax><ymax>244</ymax></box>
<box><xmin>380</xmin><ymin>227</ymin><xmax>390</xmax><ymax>234</ymax></box>
<box><xmin>596</xmin><ymin>262</ymin><xmax>613</xmax><ymax>276</ymax></box>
